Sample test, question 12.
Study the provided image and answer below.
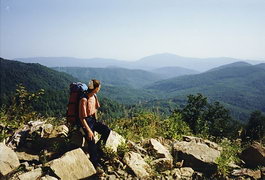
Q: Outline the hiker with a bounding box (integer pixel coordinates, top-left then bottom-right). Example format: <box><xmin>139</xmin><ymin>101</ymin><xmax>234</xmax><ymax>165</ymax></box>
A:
<box><xmin>79</xmin><ymin>79</ymin><xmax>111</xmax><ymax>168</ymax></box>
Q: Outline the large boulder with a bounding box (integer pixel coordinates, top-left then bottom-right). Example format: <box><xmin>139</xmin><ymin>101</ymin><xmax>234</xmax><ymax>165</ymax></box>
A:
<box><xmin>0</xmin><ymin>143</ymin><xmax>20</xmax><ymax>177</ymax></box>
<box><xmin>144</xmin><ymin>138</ymin><xmax>173</xmax><ymax>170</ymax></box>
<box><xmin>105</xmin><ymin>130</ymin><xmax>126</xmax><ymax>152</ymax></box>
<box><xmin>173</xmin><ymin>137</ymin><xmax>221</xmax><ymax>174</ymax></box>
<box><xmin>123</xmin><ymin>151</ymin><xmax>152</xmax><ymax>179</ymax></box>
<box><xmin>240</xmin><ymin>142</ymin><xmax>265</xmax><ymax>168</ymax></box>
<box><xmin>47</xmin><ymin>148</ymin><xmax>96</xmax><ymax>180</ymax></box>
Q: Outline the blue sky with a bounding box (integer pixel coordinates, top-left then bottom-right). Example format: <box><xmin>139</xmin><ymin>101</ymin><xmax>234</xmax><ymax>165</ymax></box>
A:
<box><xmin>1</xmin><ymin>0</ymin><xmax>265</xmax><ymax>61</ymax></box>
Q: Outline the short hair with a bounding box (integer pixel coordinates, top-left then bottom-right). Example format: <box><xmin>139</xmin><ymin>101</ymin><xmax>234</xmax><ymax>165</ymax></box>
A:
<box><xmin>88</xmin><ymin>79</ymin><xmax>101</xmax><ymax>90</ymax></box>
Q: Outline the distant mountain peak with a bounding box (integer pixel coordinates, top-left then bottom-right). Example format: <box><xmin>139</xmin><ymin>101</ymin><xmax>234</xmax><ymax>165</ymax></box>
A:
<box><xmin>207</xmin><ymin>61</ymin><xmax>252</xmax><ymax>72</ymax></box>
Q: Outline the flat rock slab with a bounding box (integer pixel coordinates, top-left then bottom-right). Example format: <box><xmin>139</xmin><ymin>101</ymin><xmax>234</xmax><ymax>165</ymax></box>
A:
<box><xmin>18</xmin><ymin>168</ymin><xmax>42</xmax><ymax>180</ymax></box>
<box><xmin>47</xmin><ymin>148</ymin><xmax>96</xmax><ymax>180</ymax></box>
<box><xmin>173</xmin><ymin>140</ymin><xmax>221</xmax><ymax>173</ymax></box>
<box><xmin>0</xmin><ymin>143</ymin><xmax>20</xmax><ymax>177</ymax></box>
<box><xmin>105</xmin><ymin>130</ymin><xmax>126</xmax><ymax>152</ymax></box>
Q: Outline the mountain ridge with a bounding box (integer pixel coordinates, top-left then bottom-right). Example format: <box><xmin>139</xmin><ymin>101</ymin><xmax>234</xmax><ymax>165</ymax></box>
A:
<box><xmin>14</xmin><ymin>53</ymin><xmax>265</xmax><ymax>72</ymax></box>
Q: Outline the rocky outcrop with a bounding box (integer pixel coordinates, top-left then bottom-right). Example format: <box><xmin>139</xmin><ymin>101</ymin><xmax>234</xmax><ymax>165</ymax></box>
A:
<box><xmin>0</xmin><ymin>143</ymin><xmax>20</xmax><ymax>177</ymax></box>
<box><xmin>173</xmin><ymin>136</ymin><xmax>221</xmax><ymax>174</ymax></box>
<box><xmin>240</xmin><ymin>142</ymin><xmax>265</xmax><ymax>167</ymax></box>
<box><xmin>5</xmin><ymin>120</ymin><xmax>265</xmax><ymax>180</ymax></box>
<box><xmin>105</xmin><ymin>130</ymin><xmax>126</xmax><ymax>152</ymax></box>
<box><xmin>47</xmin><ymin>148</ymin><xmax>96</xmax><ymax>180</ymax></box>
<box><xmin>123</xmin><ymin>151</ymin><xmax>152</xmax><ymax>179</ymax></box>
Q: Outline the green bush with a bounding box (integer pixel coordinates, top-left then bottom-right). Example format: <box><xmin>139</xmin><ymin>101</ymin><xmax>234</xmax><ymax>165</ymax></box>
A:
<box><xmin>0</xmin><ymin>84</ymin><xmax>44</xmax><ymax>141</ymax></box>
<box><xmin>160</xmin><ymin>112</ymin><xmax>192</xmax><ymax>140</ymax></box>
<box><xmin>216</xmin><ymin>139</ymin><xmax>241</xmax><ymax>177</ymax></box>
<box><xmin>110</xmin><ymin>111</ymin><xmax>162</xmax><ymax>141</ymax></box>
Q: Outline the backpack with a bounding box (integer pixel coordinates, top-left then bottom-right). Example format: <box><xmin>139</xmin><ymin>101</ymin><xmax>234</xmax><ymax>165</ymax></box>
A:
<box><xmin>66</xmin><ymin>82</ymin><xmax>89</xmax><ymax>127</ymax></box>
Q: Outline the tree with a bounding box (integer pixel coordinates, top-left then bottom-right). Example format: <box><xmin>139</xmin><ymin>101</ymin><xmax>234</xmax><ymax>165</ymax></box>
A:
<box><xmin>176</xmin><ymin>93</ymin><xmax>237</xmax><ymax>138</ymax></box>
<box><xmin>245</xmin><ymin>111</ymin><xmax>265</xmax><ymax>142</ymax></box>
<box><xmin>178</xmin><ymin>93</ymin><xmax>208</xmax><ymax>134</ymax></box>
<box><xmin>204</xmin><ymin>101</ymin><xmax>233</xmax><ymax>137</ymax></box>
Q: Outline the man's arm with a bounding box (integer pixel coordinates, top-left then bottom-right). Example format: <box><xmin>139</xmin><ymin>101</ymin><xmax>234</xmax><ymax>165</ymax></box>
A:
<box><xmin>79</xmin><ymin>98</ymin><xmax>94</xmax><ymax>140</ymax></box>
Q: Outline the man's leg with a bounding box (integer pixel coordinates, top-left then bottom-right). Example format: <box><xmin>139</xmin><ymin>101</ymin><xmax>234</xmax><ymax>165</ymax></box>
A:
<box><xmin>84</xmin><ymin>117</ymin><xmax>99</xmax><ymax>167</ymax></box>
<box><xmin>94</xmin><ymin>121</ymin><xmax>111</xmax><ymax>144</ymax></box>
<box><xmin>86</xmin><ymin>139</ymin><xmax>98</xmax><ymax>167</ymax></box>
<box><xmin>94</xmin><ymin>121</ymin><xmax>111</xmax><ymax>159</ymax></box>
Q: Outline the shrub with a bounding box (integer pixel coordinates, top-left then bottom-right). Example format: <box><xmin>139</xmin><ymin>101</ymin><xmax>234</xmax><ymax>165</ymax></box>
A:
<box><xmin>110</xmin><ymin>111</ymin><xmax>162</xmax><ymax>141</ymax></box>
<box><xmin>160</xmin><ymin>112</ymin><xmax>192</xmax><ymax>140</ymax></box>
<box><xmin>216</xmin><ymin>139</ymin><xmax>241</xmax><ymax>177</ymax></box>
<box><xmin>0</xmin><ymin>84</ymin><xmax>44</xmax><ymax>141</ymax></box>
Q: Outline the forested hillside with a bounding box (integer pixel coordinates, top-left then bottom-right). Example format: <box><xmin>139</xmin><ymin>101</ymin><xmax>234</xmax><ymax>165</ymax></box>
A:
<box><xmin>146</xmin><ymin>63</ymin><xmax>265</xmax><ymax>121</ymax></box>
<box><xmin>0</xmin><ymin>58</ymin><xmax>155</xmax><ymax>117</ymax></box>
<box><xmin>2</xmin><ymin>58</ymin><xmax>265</xmax><ymax>122</ymax></box>
<box><xmin>0</xmin><ymin>58</ymin><xmax>79</xmax><ymax>116</ymax></box>
<box><xmin>52</xmin><ymin>67</ymin><xmax>163</xmax><ymax>88</ymax></box>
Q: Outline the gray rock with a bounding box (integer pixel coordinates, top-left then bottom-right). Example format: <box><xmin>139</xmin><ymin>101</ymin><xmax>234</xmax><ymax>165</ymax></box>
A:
<box><xmin>240</xmin><ymin>142</ymin><xmax>265</xmax><ymax>168</ymax></box>
<box><xmin>128</xmin><ymin>140</ymin><xmax>147</xmax><ymax>155</ymax></box>
<box><xmin>18</xmin><ymin>168</ymin><xmax>42</xmax><ymax>180</ymax></box>
<box><xmin>16</xmin><ymin>151</ymin><xmax>39</xmax><ymax>162</ymax></box>
<box><xmin>117</xmin><ymin>169</ymin><xmax>127</xmax><ymax>177</ymax></box>
<box><xmin>171</xmin><ymin>168</ymin><xmax>181</xmax><ymax>179</ymax></box>
<box><xmin>173</xmin><ymin>139</ymin><xmax>221</xmax><ymax>173</ymax></box>
<box><xmin>41</xmin><ymin>124</ymin><xmax>53</xmax><ymax>138</ymax></box>
<box><xmin>144</xmin><ymin>138</ymin><xmax>173</xmax><ymax>160</ymax></box>
<box><xmin>28</xmin><ymin>121</ymin><xmax>46</xmax><ymax>133</ymax></box>
<box><xmin>152</xmin><ymin>158</ymin><xmax>173</xmax><ymax>171</ymax></box>
<box><xmin>105</xmin><ymin>130</ymin><xmax>126</xmax><ymax>152</ymax></box>
<box><xmin>107</xmin><ymin>174</ymin><xmax>117</xmax><ymax>180</ymax></box>
<box><xmin>144</xmin><ymin>138</ymin><xmax>173</xmax><ymax>170</ymax></box>
<box><xmin>40</xmin><ymin>175</ymin><xmax>58</xmax><ymax>180</ymax></box>
<box><xmin>180</xmin><ymin>167</ymin><xmax>194</xmax><ymax>179</ymax></box>
<box><xmin>232</xmin><ymin>168</ymin><xmax>261</xmax><ymax>179</ymax></box>
<box><xmin>6</xmin><ymin>126</ymin><xmax>30</xmax><ymax>149</ymax></box>
<box><xmin>48</xmin><ymin>125</ymin><xmax>68</xmax><ymax>138</ymax></box>
<box><xmin>47</xmin><ymin>148</ymin><xmax>96</xmax><ymax>180</ymax></box>
<box><xmin>182</xmin><ymin>136</ymin><xmax>221</xmax><ymax>151</ymax></box>
<box><xmin>0</xmin><ymin>143</ymin><xmax>20</xmax><ymax>177</ymax></box>
<box><xmin>123</xmin><ymin>151</ymin><xmax>151</xmax><ymax>179</ymax></box>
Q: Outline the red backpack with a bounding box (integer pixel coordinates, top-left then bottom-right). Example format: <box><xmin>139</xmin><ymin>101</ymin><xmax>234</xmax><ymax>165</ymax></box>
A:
<box><xmin>66</xmin><ymin>82</ymin><xmax>88</xmax><ymax>128</ymax></box>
